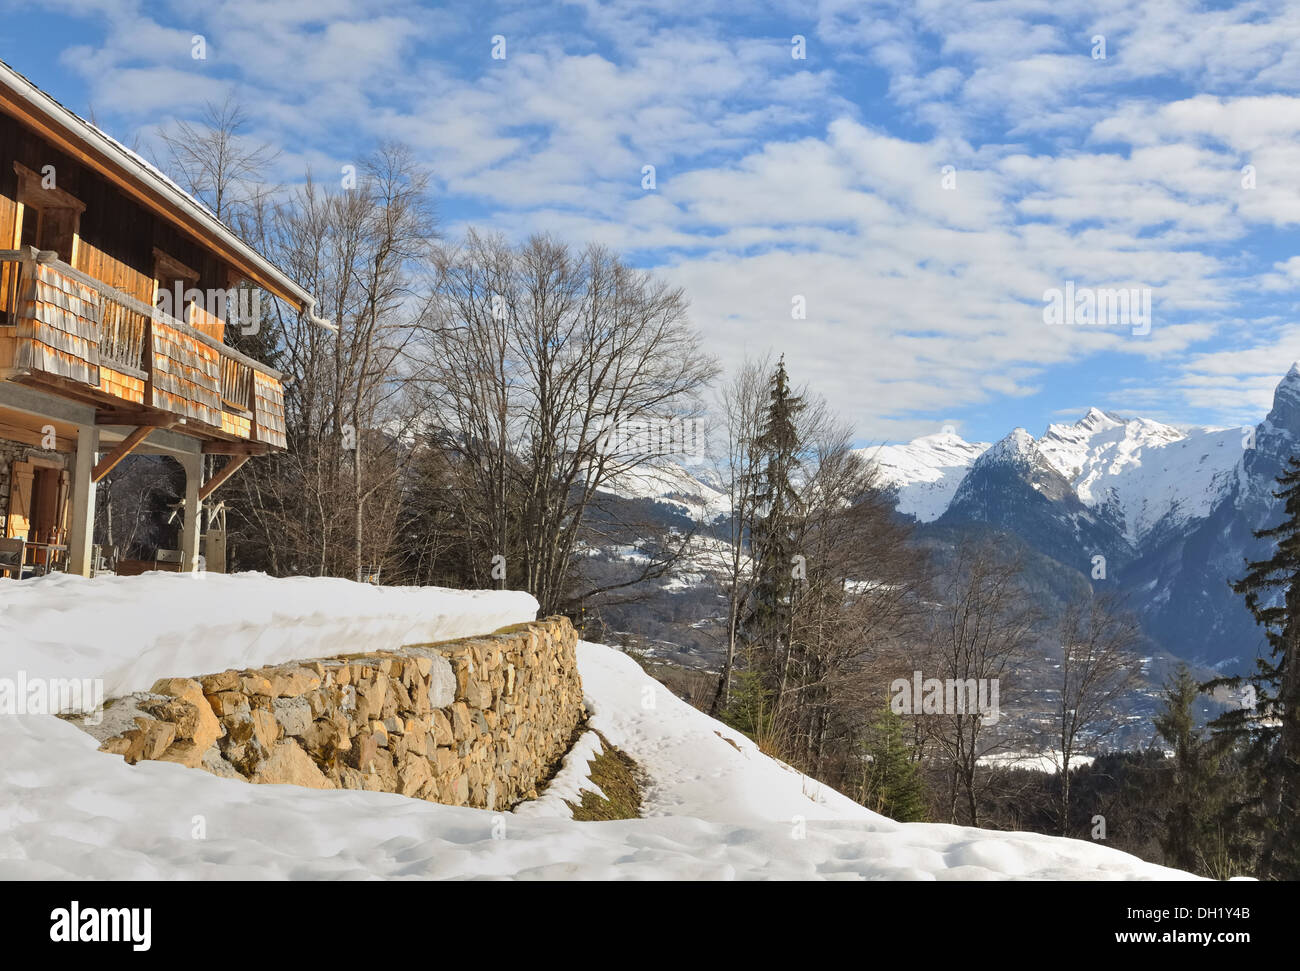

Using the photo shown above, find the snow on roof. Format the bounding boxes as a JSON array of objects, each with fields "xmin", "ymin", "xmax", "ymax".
[{"xmin": 0, "ymin": 59, "xmax": 221, "ymax": 224}]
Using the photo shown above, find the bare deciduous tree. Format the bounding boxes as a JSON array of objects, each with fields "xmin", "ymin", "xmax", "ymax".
[
  {"xmin": 920, "ymin": 539, "xmax": 1040, "ymax": 826},
  {"xmin": 709, "ymin": 353, "xmax": 771, "ymax": 714},
  {"xmin": 1054, "ymin": 592, "xmax": 1145, "ymax": 834},
  {"xmin": 226, "ymin": 147, "xmax": 435, "ymax": 579},
  {"xmin": 156, "ymin": 95, "xmax": 280, "ymax": 228},
  {"xmin": 412, "ymin": 231, "xmax": 718, "ymax": 615}
]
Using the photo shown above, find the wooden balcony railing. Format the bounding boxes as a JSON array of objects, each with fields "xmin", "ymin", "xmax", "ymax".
[
  {"xmin": 220, "ymin": 353, "xmax": 253, "ymax": 412},
  {"xmin": 0, "ymin": 246, "xmax": 287, "ymax": 449},
  {"xmin": 98, "ymin": 292, "xmax": 150, "ymax": 373}
]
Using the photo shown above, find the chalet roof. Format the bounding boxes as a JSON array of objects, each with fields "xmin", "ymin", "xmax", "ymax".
[{"xmin": 0, "ymin": 57, "xmax": 334, "ymax": 330}]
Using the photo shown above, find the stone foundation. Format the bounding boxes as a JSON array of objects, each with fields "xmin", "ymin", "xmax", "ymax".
[{"xmin": 94, "ymin": 616, "xmax": 584, "ymax": 811}]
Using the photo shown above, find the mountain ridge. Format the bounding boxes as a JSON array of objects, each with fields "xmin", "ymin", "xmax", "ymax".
[{"xmin": 869, "ymin": 365, "xmax": 1300, "ymax": 668}]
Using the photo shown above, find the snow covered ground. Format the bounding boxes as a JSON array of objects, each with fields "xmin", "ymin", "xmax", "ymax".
[
  {"xmin": 0, "ymin": 575, "xmax": 1195, "ymax": 879},
  {"xmin": 978, "ymin": 751, "xmax": 1096, "ymax": 774}
]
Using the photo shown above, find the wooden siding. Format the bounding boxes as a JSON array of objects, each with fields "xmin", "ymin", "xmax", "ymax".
[
  {"xmin": 0, "ymin": 113, "xmax": 231, "ymax": 301},
  {"xmin": 0, "ymin": 191, "xmax": 17, "ymax": 316},
  {"xmin": 12, "ymin": 261, "xmax": 101, "ymax": 384},
  {"xmin": 253, "ymin": 370, "xmax": 287, "ymax": 450},
  {"xmin": 74, "ymin": 238, "xmax": 153, "ymax": 304},
  {"xmin": 98, "ymin": 365, "xmax": 145, "ymax": 404},
  {"xmin": 221, "ymin": 409, "xmax": 251, "ymax": 439},
  {"xmin": 189, "ymin": 300, "xmax": 226, "ymax": 342},
  {"xmin": 149, "ymin": 317, "xmax": 222, "ymax": 426},
  {"xmin": 0, "ymin": 110, "xmax": 292, "ymax": 453}
]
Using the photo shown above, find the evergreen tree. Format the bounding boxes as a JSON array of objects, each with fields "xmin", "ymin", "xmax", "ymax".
[
  {"xmin": 1154, "ymin": 664, "xmax": 1241, "ymax": 877},
  {"xmin": 861, "ymin": 707, "xmax": 928, "ymax": 822},
  {"xmin": 1208, "ymin": 454, "xmax": 1300, "ymax": 879},
  {"xmin": 225, "ymin": 281, "xmax": 284, "ymax": 370},
  {"xmin": 743, "ymin": 357, "xmax": 805, "ymax": 689},
  {"xmin": 721, "ymin": 665, "xmax": 776, "ymax": 751}
]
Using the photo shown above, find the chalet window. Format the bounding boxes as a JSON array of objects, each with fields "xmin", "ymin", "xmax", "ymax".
[
  {"xmin": 13, "ymin": 162, "xmax": 84, "ymax": 263},
  {"xmin": 152, "ymin": 248, "xmax": 199, "ymax": 324}
]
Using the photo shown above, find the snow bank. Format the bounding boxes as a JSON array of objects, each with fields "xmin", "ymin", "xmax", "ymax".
[
  {"xmin": 0, "ymin": 581, "xmax": 1197, "ymax": 877},
  {"xmin": 0, "ymin": 572, "xmax": 538, "ymax": 700}
]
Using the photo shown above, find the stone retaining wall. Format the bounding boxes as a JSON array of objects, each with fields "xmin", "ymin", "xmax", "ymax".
[{"xmin": 95, "ymin": 616, "xmax": 584, "ymax": 811}]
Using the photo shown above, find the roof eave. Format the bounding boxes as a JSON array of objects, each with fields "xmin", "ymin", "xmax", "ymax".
[{"xmin": 0, "ymin": 59, "xmax": 334, "ymax": 331}]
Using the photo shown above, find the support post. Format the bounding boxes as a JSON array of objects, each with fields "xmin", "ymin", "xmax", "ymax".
[
  {"xmin": 178, "ymin": 450, "xmax": 202, "ymax": 573},
  {"xmin": 67, "ymin": 424, "xmax": 98, "ymax": 577}
]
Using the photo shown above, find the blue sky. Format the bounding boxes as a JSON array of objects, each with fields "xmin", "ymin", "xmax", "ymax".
[{"xmin": 5, "ymin": 0, "xmax": 1300, "ymax": 446}]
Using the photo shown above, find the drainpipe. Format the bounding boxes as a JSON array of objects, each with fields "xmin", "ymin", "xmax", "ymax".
[{"xmin": 302, "ymin": 297, "xmax": 338, "ymax": 333}]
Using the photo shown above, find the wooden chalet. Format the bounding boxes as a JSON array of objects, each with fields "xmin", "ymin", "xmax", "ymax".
[{"xmin": 0, "ymin": 59, "xmax": 329, "ymax": 578}]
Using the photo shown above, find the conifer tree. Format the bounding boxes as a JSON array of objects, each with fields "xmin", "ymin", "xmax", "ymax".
[
  {"xmin": 1209, "ymin": 454, "xmax": 1300, "ymax": 879},
  {"xmin": 744, "ymin": 357, "xmax": 805, "ymax": 692},
  {"xmin": 1154, "ymin": 664, "xmax": 1241, "ymax": 876},
  {"xmin": 861, "ymin": 707, "xmax": 928, "ymax": 822}
]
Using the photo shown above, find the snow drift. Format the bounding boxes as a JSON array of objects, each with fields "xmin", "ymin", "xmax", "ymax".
[{"xmin": 0, "ymin": 572, "xmax": 539, "ymax": 700}]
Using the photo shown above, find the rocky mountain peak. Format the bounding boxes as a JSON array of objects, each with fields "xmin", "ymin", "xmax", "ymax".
[
  {"xmin": 976, "ymin": 427, "xmax": 1039, "ymax": 469},
  {"xmin": 1265, "ymin": 361, "xmax": 1300, "ymax": 434}
]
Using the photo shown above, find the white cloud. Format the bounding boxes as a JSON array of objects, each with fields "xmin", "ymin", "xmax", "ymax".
[{"xmin": 26, "ymin": 0, "xmax": 1300, "ymax": 441}]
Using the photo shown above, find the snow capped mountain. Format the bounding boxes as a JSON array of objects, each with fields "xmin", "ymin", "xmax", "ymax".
[
  {"xmin": 588, "ymin": 367, "xmax": 1300, "ymax": 670},
  {"xmin": 599, "ymin": 459, "xmax": 730, "ymax": 522},
  {"xmin": 940, "ymin": 425, "xmax": 1126, "ymax": 569},
  {"xmin": 1036, "ymin": 409, "xmax": 1239, "ymax": 546},
  {"xmin": 1123, "ymin": 364, "xmax": 1300, "ymax": 668},
  {"xmin": 872, "ymin": 410, "xmax": 1241, "ymax": 545},
  {"xmin": 1238, "ymin": 362, "xmax": 1300, "ymax": 508},
  {"xmin": 974, "ymin": 427, "xmax": 1052, "ymax": 479},
  {"xmin": 861, "ymin": 432, "xmax": 989, "ymax": 522},
  {"xmin": 866, "ymin": 365, "xmax": 1300, "ymax": 669}
]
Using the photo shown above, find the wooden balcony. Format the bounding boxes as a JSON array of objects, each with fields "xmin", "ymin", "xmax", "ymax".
[{"xmin": 0, "ymin": 246, "xmax": 286, "ymax": 451}]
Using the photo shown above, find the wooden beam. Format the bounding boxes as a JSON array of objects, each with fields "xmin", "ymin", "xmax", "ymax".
[
  {"xmin": 198, "ymin": 455, "xmax": 250, "ymax": 502},
  {"xmin": 91, "ymin": 425, "xmax": 157, "ymax": 482},
  {"xmin": 201, "ymin": 441, "xmax": 271, "ymax": 456},
  {"xmin": 96, "ymin": 409, "xmax": 175, "ymax": 427}
]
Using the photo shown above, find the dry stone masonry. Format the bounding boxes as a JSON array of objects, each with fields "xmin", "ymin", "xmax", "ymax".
[{"xmin": 94, "ymin": 616, "xmax": 584, "ymax": 811}]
